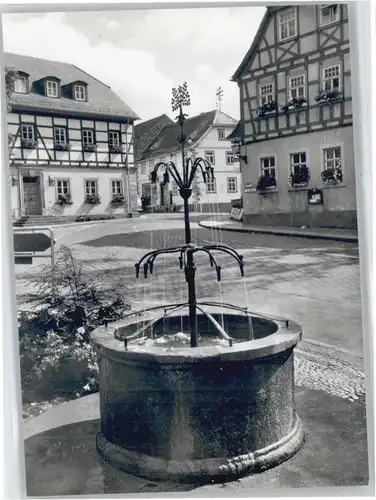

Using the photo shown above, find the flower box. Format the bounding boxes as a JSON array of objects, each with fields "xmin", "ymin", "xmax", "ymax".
[
  {"xmin": 256, "ymin": 101, "xmax": 278, "ymax": 118},
  {"xmin": 21, "ymin": 139, "xmax": 38, "ymax": 149},
  {"xmin": 57, "ymin": 193, "xmax": 73, "ymax": 206},
  {"xmin": 109, "ymin": 145, "xmax": 123, "ymax": 154},
  {"xmin": 55, "ymin": 142, "xmax": 71, "ymax": 151},
  {"xmin": 321, "ymin": 164, "xmax": 343, "ymax": 184},
  {"xmin": 83, "ymin": 143, "xmax": 97, "ymax": 153},
  {"xmin": 111, "ymin": 195, "xmax": 125, "ymax": 204},
  {"xmin": 85, "ymin": 194, "xmax": 101, "ymax": 205},
  {"xmin": 256, "ymin": 175, "xmax": 277, "ymax": 191},
  {"xmin": 281, "ymin": 97, "xmax": 307, "ymax": 113},
  {"xmin": 288, "ymin": 166, "xmax": 310, "ymax": 187},
  {"xmin": 315, "ymin": 89, "xmax": 343, "ymax": 103}
]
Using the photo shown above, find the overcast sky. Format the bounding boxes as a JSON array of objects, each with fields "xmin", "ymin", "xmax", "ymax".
[{"xmin": 2, "ymin": 7, "xmax": 265, "ymax": 123}]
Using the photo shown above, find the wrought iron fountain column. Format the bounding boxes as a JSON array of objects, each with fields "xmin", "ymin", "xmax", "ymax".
[{"xmin": 135, "ymin": 82, "xmax": 245, "ymax": 348}]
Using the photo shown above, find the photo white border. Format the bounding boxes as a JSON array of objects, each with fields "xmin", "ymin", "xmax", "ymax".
[{"xmin": 0, "ymin": 1, "xmax": 374, "ymax": 500}]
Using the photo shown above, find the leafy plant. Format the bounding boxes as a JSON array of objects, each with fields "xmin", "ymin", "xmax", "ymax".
[
  {"xmin": 57, "ymin": 193, "xmax": 72, "ymax": 205},
  {"xmin": 21, "ymin": 138, "xmax": 38, "ymax": 149},
  {"xmin": 85, "ymin": 193, "xmax": 101, "ymax": 204},
  {"xmin": 109, "ymin": 144, "xmax": 123, "ymax": 154},
  {"xmin": 83, "ymin": 143, "xmax": 97, "ymax": 152},
  {"xmin": 321, "ymin": 161, "xmax": 343, "ymax": 184},
  {"xmin": 18, "ymin": 246, "xmax": 130, "ymax": 399},
  {"xmin": 256, "ymin": 101, "xmax": 278, "ymax": 117},
  {"xmin": 315, "ymin": 89, "xmax": 342, "ymax": 103},
  {"xmin": 111, "ymin": 194, "xmax": 125, "ymax": 204},
  {"xmin": 288, "ymin": 166, "xmax": 310, "ymax": 187},
  {"xmin": 55, "ymin": 142, "xmax": 71, "ymax": 151},
  {"xmin": 281, "ymin": 97, "xmax": 307, "ymax": 113},
  {"xmin": 256, "ymin": 175, "xmax": 277, "ymax": 191}
]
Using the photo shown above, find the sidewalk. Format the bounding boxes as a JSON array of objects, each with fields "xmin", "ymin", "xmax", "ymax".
[{"xmin": 198, "ymin": 219, "xmax": 358, "ymax": 243}]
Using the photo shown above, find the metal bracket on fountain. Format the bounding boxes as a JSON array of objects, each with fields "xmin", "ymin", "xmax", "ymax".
[{"xmin": 134, "ymin": 82, "xmax": 247, "ymax": 348}]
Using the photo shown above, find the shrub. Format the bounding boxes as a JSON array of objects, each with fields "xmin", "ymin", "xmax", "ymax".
[{"xmin": 18, "ymin": 246, "xmax": 130, "ymax": 400}]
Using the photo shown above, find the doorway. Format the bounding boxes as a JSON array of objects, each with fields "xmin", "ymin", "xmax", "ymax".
[
  {"xmin": 23, "ymin": 176, "xmax": 42, "ymax": 215},
  {"xmin": 160, "ymin": 182, "xmax": 165, "ymax": 207}
]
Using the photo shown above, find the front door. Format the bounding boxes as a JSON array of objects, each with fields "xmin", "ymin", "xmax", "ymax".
[{"xmin": 23, "ymin": 176, "xmax": 42, "ymax": 215}]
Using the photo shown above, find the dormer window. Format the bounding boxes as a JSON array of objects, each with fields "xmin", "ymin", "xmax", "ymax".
[
  {"xmin": 74, "ymin": 84, "xmax": 86, "ymax": 101},
  {"xmin": 14, "ymin": 75, "xmax": 28, "ymax": 94},
  {"xmin": 46, "ymin": 80, "xmax": 59, "ymax": 98}
]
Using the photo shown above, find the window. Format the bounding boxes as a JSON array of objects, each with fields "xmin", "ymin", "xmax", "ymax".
[
  {"xmin": 171, "ymin": 182, "xmax": 179, "ymax": 196},
  {"xmin": 57, "ymin": 179, "xmax": 70, "ymax": 195},
  {"xmin": 260, "ymin": 83, "xmax": 274, "ymax": 105},
  {"xmin": 289, "ymin": 75, "xmax": 306, "ymax": 100},
  {"xmin": 278, "ymin": 7, "xmax": 297, "ymax": 42},
  {"xmin": 320, "ymin": 4, "xmax": 340, "ymax": 26},
  {"xmin": 46, "ymin": 80, "xmax": 58, "ymax": 98},
  {"xmin": 21, "ymin": 124, "xmax": 34, "ymax": 141},
  {"xmin": 205, "ymin": 150, "xmax": 215, "ymax": 165},
  {"xmin": 206, "ymin": 178, "xmax": 216, "ymax": 193},
  {"xmin": 160, "ymin": 156, "xmax": 165, "ymax": 163},
  {"xmin": 74, "ymin": 85, "xmax": 86, "ymax": 101},
  {"xmin": 140, "ymin": 162, "xmax": 147, "ymax": 175},
  {"xmin": 14, "ymin": 76, "xmax": 27, "ymax": 94},
  {"xmin": 54, "ymin": 127, "xmax": 67, "ymax": 145},
  {"xmin": 149, "ymin": 159, "xmax": 155, "ymax": 172},
  {"xmin": 323, "ymin": 146, "xmax": 341, "ymax": 172},
  {"xmin": 290, "ymin": 152, "xmax": 307, "ymax": 175},
  {"xmin": 111, "ymin": 180, "xmax": 123, "ymax": 195},
  {"xmin": 170, "ymin": 154, "xmax": 176, "ymax": 163},
  {"xmin": 226, "ymin": 151, "xmax": 235, "ymax": 165},
  {"xmin": 227, "ymin": 177, "xmax": 238, "ymax": 193},
  {"xmin": 323, "ymin": 65, "xmax": 341, "ymax": 92},
  {"xmin": 108, "ymin": 131, "xmax": 120, "ymax": 146},
  {"xmin": 261, "ymin": 157, "xmax": 276, "ymax": 178},
  {"xmin": 82, "ymin": 129, "xmax": 95, "ymax": 145},
  {"xmin": 85, "ymin": 180, "xmax": 98, "ymax": 195},
  {"xmin": 218, "ymin": 129, "xmax": 225, "ymax": 140}
]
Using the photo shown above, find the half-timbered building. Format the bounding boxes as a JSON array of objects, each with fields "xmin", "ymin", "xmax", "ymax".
[
  {"xmin": 231, "ymin": 4, "xmax": 356, "ymax": 228},
  {"xmin": 6, "ymin": 52, "xmax": 139, "ymax": 223},
  {"xmin": 135, "ymin": 110, "xmax": 240, "ymax": 212}
]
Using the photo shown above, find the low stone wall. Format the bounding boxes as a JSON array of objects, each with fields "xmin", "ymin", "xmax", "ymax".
[{"xmin": 243, "ymin": 210, "xmax": 357, "ymax": 229}]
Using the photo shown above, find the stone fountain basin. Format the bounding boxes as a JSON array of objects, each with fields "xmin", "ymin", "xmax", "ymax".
[{"xmin": 91, "ymin": 308, "xmax": 304, "ymax": 483}]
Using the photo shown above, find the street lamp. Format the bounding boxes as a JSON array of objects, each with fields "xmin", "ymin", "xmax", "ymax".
[
  {"xmin": 231, "ymin": 139, "xmax": 248, "ymax": 164},
  {"xmin": 135, "ymin": 82, "xmax": 245, "ymax": 347}
]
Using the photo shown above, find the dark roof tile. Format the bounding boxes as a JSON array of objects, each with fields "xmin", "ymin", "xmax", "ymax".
[
  {"xmin": 5, "ymin": 52, "xmax": 139, "ymax": 121},
  {"xmin": 134, "ymin": 114, "xmax": 173, "ymax": 161}
]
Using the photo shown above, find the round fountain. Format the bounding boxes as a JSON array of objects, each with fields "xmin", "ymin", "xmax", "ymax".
[{"xmin": 91, "ymin": 83, "xmax": 304, "ymax": 483}]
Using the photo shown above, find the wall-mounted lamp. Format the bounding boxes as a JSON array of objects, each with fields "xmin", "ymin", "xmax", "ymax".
[
  {"xmin": 231, "ymin": 140, "xmax": 248, "ymax": 164},
  {"xmin": 48, "ymin": 175, "xmax": 55, "ymax": 187},
  {"xmin": 11, "ymin": 175, "xmax": 18, "ymax": 187}
]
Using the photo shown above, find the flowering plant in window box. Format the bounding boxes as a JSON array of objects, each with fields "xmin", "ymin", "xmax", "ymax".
[
  {"xmin": 83, "ymin": 143, "xmax": 97, "ymax": 153},
  {"xmin": 57, "ymin": 193, "xmax": 73, "ymax": 205},
  {"xmin": 256, "ymin": 101, "xmax": 278, "ymax": 117},
  {"xmin": 55, "ymin": 142, "xmax": 71, "ymax": 151},
  {"xmin": 256, "ymin": 175, "xmax": 277, "ymax": 191},
  {"xmin": 111, "ymin": 194, "xmax": 125, "ymax": 204},
  {"xmin": 315, "ymin": 89, "xmax": 343, "ymax": 103},
  {"xmin": 109, "ymin": 144, "xmax": 123, "ymax": 154},
  {"xmin": 21, "ymin": 138, "xmax": 38, "ymax": 149},
  {"xmin": 321, "ymin": 161, "xmax": 343, "ymax": 184},
  {"xmin": 85, "ymin": 194, "xmax": 101, "ymax": 205},
  {"xmin": 288, "ymin": 166, "xmax": 310, "ymax": 187},
  {"xmin": 281, "ymin": 97, "xmax": 307, "ymax": 113}
]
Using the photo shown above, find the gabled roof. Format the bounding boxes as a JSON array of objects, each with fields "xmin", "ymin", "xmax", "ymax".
[
  {"xmin": 134, "ymin": 114, "xmax": 173, "ymax": 161},
  {"xmin": 231, "ymin": 7, "xmax": 281, "ymax": 81},
  {"xmin": 140, "ymin": 110, "xmax": 217, "ymax": 161},
  {"xmin": 5, "ymin": 52, "xmax": 139, "ymax": 121}
]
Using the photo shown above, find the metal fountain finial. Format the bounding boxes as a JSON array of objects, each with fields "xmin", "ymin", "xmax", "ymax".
[{"xmin": 135, "ymin": 82, "xmax": 245, "ymax": 348}]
